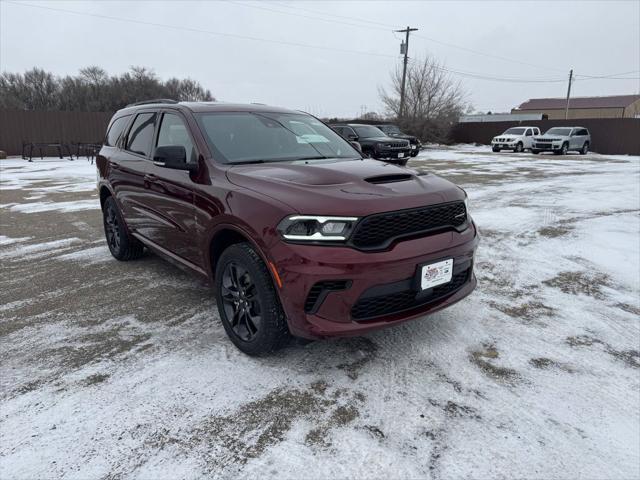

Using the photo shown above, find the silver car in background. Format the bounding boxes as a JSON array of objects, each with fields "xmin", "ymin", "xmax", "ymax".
[{"xmin": 531, "ymin": 127, "xmax": 591, "ymax": 155}]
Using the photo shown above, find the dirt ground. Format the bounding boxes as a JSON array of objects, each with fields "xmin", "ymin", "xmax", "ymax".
[{"xmin": 1, "ymin": 146, "xmax": 639, "ymax": 479}]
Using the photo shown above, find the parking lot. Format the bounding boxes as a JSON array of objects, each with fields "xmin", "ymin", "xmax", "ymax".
[{"xmin": 1, "ymin": 145, "xmax": 639, "ymax": 479}]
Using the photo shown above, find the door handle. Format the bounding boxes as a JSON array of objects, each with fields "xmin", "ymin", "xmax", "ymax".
[
  {"xmin": 144, "ymin": 174, "xmax": 159, "ymax": 183},
  {"xmin": 109, "ymin": 162, "xmax": 121, "ymax": 170}
]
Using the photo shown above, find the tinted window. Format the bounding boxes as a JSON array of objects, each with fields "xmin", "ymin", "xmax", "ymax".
[
  {"xmin": 126, "ymin": 113, "xmax": 157, "ymax": 157},
  {"xmin": 105, "ymin": 115, "xmax": 130, "ymax": 147},
  {"xmin": 545, "ymin": 128, "xmax": 572, "ymax": 136},
  {"xmin": 353, "ymin": 125, "xmax": 385, "ymax": 138},
  {"xmin": 576, "ymin": 129, "xmax": 588, "ymax": 136},
  {"xmin": 343, "ymin": 127, "xmax": 357, "ymax": 137},
  {"xmin": 157, "ymin": 113, "xmax": 196, "ymax": 163},
  {"xmin": 525, "ymin": 129, "xmax": 532, "ymax": 136},
  {"xmin": 196, "ymin": 112, "xmax": 359, "ymax": 164}
]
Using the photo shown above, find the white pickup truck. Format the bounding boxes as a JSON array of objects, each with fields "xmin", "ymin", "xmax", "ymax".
[{"xmin": 491, "ymin": 126, "xmax": 541, "ymax": 153}]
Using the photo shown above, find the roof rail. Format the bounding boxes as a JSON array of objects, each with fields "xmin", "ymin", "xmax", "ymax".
[{"xmin": 126, "ymin": 99, "xmax": 179, "ymax": 107}]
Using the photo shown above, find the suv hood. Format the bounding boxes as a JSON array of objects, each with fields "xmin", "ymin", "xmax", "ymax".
[
  {"xmin": 226, "ymin": 158, "xmax": 463, "ymax": 216},
  {"xmin": 387, "ymin": 132, "xmax": 419, "ymax": 142},
  {"xmin": 364, "ymin": 136, "xmax": 410, "ymax": 145}
]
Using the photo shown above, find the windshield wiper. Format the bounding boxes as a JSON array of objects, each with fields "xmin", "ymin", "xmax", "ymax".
[{"xmin": 296, "ymin": 156, "xmax": 328, "ymax": 160}]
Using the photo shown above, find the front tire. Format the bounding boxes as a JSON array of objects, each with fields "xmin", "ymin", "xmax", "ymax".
[
  {"xmin": 215, "ymin": 243, "xmax": 289, "ymax": 355},
  {"xmin": 492, "ymin": 146, "xmax": 501, "ymax": 152},
  {"xmin": 555, "ymin": 143, "xmax": 568, "ymax": 155},
  {"xmin": 102, "ymin": 196, "xmax": 144, "ymax": 261},
  {"xmin": 514, "ymin": 142, "xmax": 523, "ymax": 153},
  {"xmin": 531, "ymin": 149, "xmax": 540, "ymax": 154}
]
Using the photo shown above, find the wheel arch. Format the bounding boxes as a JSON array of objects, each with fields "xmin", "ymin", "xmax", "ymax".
[{"xmin": 207, "ymin": 225, "xmax": 281, "ymax": 291}]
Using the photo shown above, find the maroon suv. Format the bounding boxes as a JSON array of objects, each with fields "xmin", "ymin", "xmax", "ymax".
[{"xmin": 97, "ymin": 100, "xmax": 479, "ymax": 355}]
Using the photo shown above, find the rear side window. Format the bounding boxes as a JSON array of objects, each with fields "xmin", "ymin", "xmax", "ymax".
[
  {"xmin": 126, "ymin": 113, "xmax": 157, "ymax": 157},
  {"xmin": 105, "ymin": 115, "xmax": 130, "ymax": 147}
]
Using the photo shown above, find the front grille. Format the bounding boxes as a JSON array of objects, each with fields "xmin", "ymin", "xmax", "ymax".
[
  {"xmin": 381, "ymin": 142, "xmax": 408, "ymax": 149},
  {"xmin": 304, "ymin": 280, "xmax": 350, "ymax": 313},
  {"xmin": 351, "ymin": 268, "xmax": 470, "ymax": 320},
  {"xmin": 350, "ymin": 201, "xmax": 467, "ymax": 250}
]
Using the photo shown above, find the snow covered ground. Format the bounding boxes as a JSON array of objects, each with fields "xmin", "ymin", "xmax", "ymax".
[{"xmin": 1, "ymin": 147, "xmax": 639, "ymax": 479}]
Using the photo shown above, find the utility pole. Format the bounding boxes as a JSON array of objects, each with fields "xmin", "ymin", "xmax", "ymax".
[
  {"xmin": 395, "ymin": 26, "xmax": 418, "ymax": 119},
  {"xmin": 564, "ymin": 69, "xmax": 573, "ymax": 120}
]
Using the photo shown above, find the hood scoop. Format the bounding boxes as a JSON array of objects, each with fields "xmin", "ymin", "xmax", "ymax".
[{"xmin": 364, "ymin": 173, "xmax": 413, "ymax": 185}]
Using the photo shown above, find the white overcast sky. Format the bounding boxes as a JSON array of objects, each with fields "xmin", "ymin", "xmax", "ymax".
[{"xmin": 1, "ymin": 0, "xmax": 639, "ymax": 117}]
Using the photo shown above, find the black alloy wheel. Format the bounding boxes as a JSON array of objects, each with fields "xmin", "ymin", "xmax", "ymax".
[
  {"xmin": 102, "ymin": 196, "xmax": 144, "ymax": 261},
  {"xmin": 220, "ymin": 262, "xmax": 262, "ymax": 342}
]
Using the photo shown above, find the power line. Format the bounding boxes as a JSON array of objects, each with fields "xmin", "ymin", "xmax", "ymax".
[
  {"xmin": 229, "ymin": 1, "xmax": 393, "ymax": 32},
  {"xmin": 6, "ymin": 1, "xmax": 398, "ymax": 59},
  {"xmin": 575, "ymin": 70, "xmax": 640, "ymax": 80},
  {"xmin": 269, "ymin": 1, "xmax": 401, "ymax": 30},
  {"xmin": 412, "ymin": 33, "xmax": 565, "ymax": 73},
  {"xmin": 270, "ymin": 1, "xmax": 564, "ymax": 73},
  {"xmin": 5, "ymin": 1, "xmax": 636, "ymax": 86}
]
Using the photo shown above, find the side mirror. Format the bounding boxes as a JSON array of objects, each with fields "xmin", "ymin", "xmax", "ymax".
[
  {"xmin": 153, "ymin": 146, "xmax": 196, "ymax": 172},
  {"xmin": 348, "ymin": 134, "xmax": 359, "ymax": 141},
  {"xmin": 350, "ymin": 141, "xmax": 362, "ymax": 153}
]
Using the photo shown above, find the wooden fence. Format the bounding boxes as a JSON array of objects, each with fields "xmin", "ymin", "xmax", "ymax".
[
  {"xmin": 1, "ymin": 110, "xmax": 638, "ymax": 157},
  {"xmin": 0, "ymin": 110, "xmax": 113, "ymax": 156}
]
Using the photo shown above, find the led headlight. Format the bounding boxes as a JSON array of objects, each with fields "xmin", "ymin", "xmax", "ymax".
[
  {"xmin": 461, "ymin": 188, "xmax": 470, "ymax": 214},
  {"xmin": 277, "ymin": 215, "xmax": 358, "ymax": 242}
]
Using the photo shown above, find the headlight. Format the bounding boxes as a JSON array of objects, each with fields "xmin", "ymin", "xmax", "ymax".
[
  {"xmin": 277, "ymin": 215, "xmax": 359, "ymax": 242},
  {"xmin": 461, "ymin": 189, "xmax": 470, "ymax": 214}
]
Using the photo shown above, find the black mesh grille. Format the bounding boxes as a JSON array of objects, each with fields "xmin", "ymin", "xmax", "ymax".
[
  {"xmin": 350, "ymin": 202, "xmax": 467, "ymax": 250},
  {"xmin": 304, "ymin": 280, "xmax": 350, "ymax": 313},
  {"xmin": 351, "ymin": 269, "xmax": 470, "ymax": 320}
]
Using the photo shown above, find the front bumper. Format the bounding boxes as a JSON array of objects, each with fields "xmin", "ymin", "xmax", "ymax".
[
  {"xmin": 533, "ymin": 142, "xmax": 562, "ymax": 151},
  {"xmin": 375, "ymin": 148, "xmax": 412, "ymax": 159},
  {"xmin": 269, "ymin": 222, "xmax": 479, "ymax": 339},
  {"xmin": 491, "ymin": 140, "xmax": 516, "ymax": 149}
]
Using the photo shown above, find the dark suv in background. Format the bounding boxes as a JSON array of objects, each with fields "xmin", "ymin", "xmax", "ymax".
[
  {"xmin": 376, "ymin": 124, "xmax": 422, "ymax": 156},
  {"xmin": 331, "ymin": 123, "xmax": 412, "ymax": 165},
  {"xmin": 97, "ymin": 101, "xmax": 478, "ymax": 355}
]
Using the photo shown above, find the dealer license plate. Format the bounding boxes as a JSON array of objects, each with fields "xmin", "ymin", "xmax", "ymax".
[
  {"xmin": 398, "ymin": 152, "xmax": 405, "ymax": 158},
  {"xmin": 420, "ymin": 259, "xmax": 453, "ymax": 290}
]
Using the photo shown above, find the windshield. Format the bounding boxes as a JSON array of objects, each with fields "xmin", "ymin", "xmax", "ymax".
[
  {"xmin": 379, "ymin": 125, "xmax": 402, "ymax": 134},
  {"xmin": 196, "ymin": 112, "xmax": 360, "ymax": 164},
  {"xmin": 503, "ymin": 128, "xmax": 526, "ymax": 135},
  {"xmin": 545, "ymin": 128, "xmax": 572, "ymax": 136},
  {"xmin": 353, "ymin": 125, "xmax": 385, "ymax": 138}
]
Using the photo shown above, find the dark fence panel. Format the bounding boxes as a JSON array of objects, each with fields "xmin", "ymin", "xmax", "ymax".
[
  {"xmin": 451, "ymin": 118, "xmax": 640, "ymax": 155},
  {"xmin": 0, "ymin": 110, "xmax": 113, "ymax": 156}
]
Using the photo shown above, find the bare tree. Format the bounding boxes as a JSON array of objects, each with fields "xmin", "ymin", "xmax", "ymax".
[
  {"xmin": 379, "ymin": 55, "xmax": 470, "ymax": 142},
  {"xmin": 0, "ymin": 66, "xmax": 215, "ymax": 111}
]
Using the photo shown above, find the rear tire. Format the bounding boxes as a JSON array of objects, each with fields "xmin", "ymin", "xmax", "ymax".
[
  {"xmin": 103, "ymin": 196, "xmax": 144, "ymax": 261},
  {"xmin": 580, "ymin": 142, "xmax": 589, "ymax": 155},
  {"xmin": 215, "ymin": 243, "xmax": 289, "ymax": 356}
]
